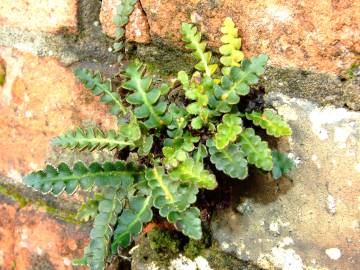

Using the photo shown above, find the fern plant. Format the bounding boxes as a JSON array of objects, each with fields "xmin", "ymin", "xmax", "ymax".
[{"xmin": 23, "ymin": 17, "xmax": 295, "ymax": 270}]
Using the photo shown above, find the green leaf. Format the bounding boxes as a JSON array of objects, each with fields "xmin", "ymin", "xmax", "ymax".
[
  {"xmin": 246, "ymin": 109, "xmax": 292, "ymax": 137},
  {"xmin": 146, "ymin": 167, "xmax": 198, "ymax": 218},
  {"xmin": 137, "ymin": 134, "xmax": 154, "ymax": 156},
  {"xmin": 75, "ymin": 68, "xmax": 126, "ymax": 115},
  {"xmin": 207, "ymin": 139, "xmax": 248, "ymax": 179},
  {"xmin": 51, "ymin": 127, "xmax": 135, "ymax": 151},
  {"xmin": 214, "ymin": 54, "xmax": 268, "ymax": 110},
  {"xmin": 112, "ymin": 195, "xmax": 153, "ymax": 250},
  {"xmin": 24, "ymin": 161, "xmax": 138, "ymax": 196},
  {"xmin": 219, "ymin": 17, "xmax": 244, "ymax": 75},
  {"xmin": 170, "ymin": 159, "xmax": 217, "ymax": 190},
  {"xmin": 181, "ymin": 23, "xmax": 218, "ymax": 77},
  {"xmin": 163, "ymin": 132, "xmax": 199, "ymax": 167},
  {"xmin": 123, "ymin": 62, "xmax": 171, "ymax": 129},
  {"xmin": 167, "ymin": 103, "xmax": 189, "ymax": 138},
  {"xmin": 169, "ymin": 207, "xmax": 202, "ymax": 240},
  {"xmin": 84, "ymin": 188, "xmax": 125, "ymax": 270},
  {"xmin": 238, "ymin": 128, "xmax": 273, "ymax": 171},
  {"xmin": 214, "ymin": 114, "xmax": 242, "ymax": 149},
  {"xmin": 271, "ymin": 150, "xmax": 295, "ymax": 180},
  {"xmin": 113, "ymin": 0, "xmax": 137, "ymax": 53}
]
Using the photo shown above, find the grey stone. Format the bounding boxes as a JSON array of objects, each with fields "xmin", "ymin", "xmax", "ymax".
[{"xmin": 212, "ymin": 92, "xmax": 360, "ymax": 270}]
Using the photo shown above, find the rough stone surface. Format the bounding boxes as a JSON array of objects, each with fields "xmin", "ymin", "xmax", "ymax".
[
  {"xmin": 0, "ymin": 0, "xmax": 78, "ymax": 33},
  {"xmin": 212, "ymin": 93, "xmax": 360, "ymax": 270},
  {"xmin": 0, "ymin": 47, "xmax": 117, "ymax": 184},
  {"xmin": 0, "ymin": 195, "xmax": 89, "ymax": 270},
  {"xmin": 100, "ymin": 0, "xmax": 151, "ymax": 43},
  {"xmin": 140, "ymin": 0, "xmax": 359, "ymax": 74}
]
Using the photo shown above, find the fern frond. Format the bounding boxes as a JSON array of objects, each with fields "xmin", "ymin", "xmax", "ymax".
[
  {"xmin": 238, "ymin": 128, "xmax": 273, "ymax": 171},
  {"xmin": 163, "ymin": 132, "xmax": 199, "ymax": 167},
  {"xmin": 146, "ymin": 166, "xmax": 198, "ymax": 218},
  {"xmin": 246, "ymin": 109, "xmax": 292, "ymax": 137},
  {"xmin": 113, "ymin": 0, "xmax": 137, "ymax": 54},
  {"xmin": 214, "ymin": 54, "xmax": 268, "ymax": 111},
  {"xmin": 214, "ymin": 114, "xmax": 243, "ymax": 149},
  {"xmin": 75, "ymin": 68, "xmax": 127, "ymax": 115},
  {"xmin": 207, "ymin": 139, "xmax": 248, "ymax": 179},
  {"xmin": 24, "ymin": 161, "xmax": 138, "ymax": 196},
  {"xmin": 272, "ymin": 150, "xmax": 295, "ymax": 179},
  {"xmin": 166, "ymin": 103, "xmax": 189, "ymax": 138},
  {"xmin": 51, "ymin": 127, "xmax": 135, "ymax": 151},
  {"xmin": 84, "ymin": 188, "xmax": 125, "ymax": 270},
  {"xmin": 181, "ymin": 23, "xmax": 218, "ymax": 77},
  {"xmin": 170, "ymin": 159, "xmax": 217, "ymax": 190},
  {"xmin": 112, "ymin": 195, "xmax": 153, "ymax": 250},
  {"xmin": 122, "ymin": 62, "xmax": 172, "ymax": 129},
  {"xmin": 179, "ymin": 72, "xmax": 216, "ymax": 129},
  {"xmin": 168, "ymin": 207, "xmax": 202, "ymax": 240},
  {"xmin": 220, "ymin": 17, "xmax": 244, "ymax": 75}
]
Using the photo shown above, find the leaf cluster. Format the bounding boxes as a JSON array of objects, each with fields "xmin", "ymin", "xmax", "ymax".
[{"xmin": 23, "ymin": 17, "xmax": 295, "ymax": 270}]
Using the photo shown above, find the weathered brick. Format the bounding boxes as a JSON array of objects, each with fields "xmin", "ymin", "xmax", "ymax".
[
  {"xmin": 0, "ymin": 0, "xmax": 78, "ymax": 33},
  {"xmin": 100, "ymin": 0, "xmax": 150, "ymax": 43},
  {"xmin": 0, "ymin": 47, "xmax": 117, "ymax": 183},
  {"xmin": 0, "ymin": 197, "xmax": 89, "ymax": 270},
  {"xmin": 140, "ymin": 0, "xmax": 360, "ymax": 74}
]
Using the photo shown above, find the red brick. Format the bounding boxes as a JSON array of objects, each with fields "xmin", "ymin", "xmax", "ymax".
[
  {"xmin": 0, "ymin": 47, "xmax": 117, "ymax": 183},
  {"xmin": 140, "ymin": 0, "xmax": 360, "ymax": 74},
  {"xmin": 0, "ymin": 198, "xmax": 89, "ymax": 270},
  {"xmin": 0, "ymin": 0, "xmax": 78, "ymax": 33}
]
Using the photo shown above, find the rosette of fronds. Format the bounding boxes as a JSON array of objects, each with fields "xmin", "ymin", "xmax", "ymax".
[{"xmin": 24, "ymin": 17, "xmax": 295, "ymax": 270}]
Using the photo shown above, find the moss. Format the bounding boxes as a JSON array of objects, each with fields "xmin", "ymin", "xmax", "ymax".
[
  {"xmin": 0, "ymin": 62, "xmax": 5, "ymax": 86},
  {"xmin": 0, "ymin": 183, "xmax": 82, "ymax": 224},
  {"xmin": 0, "ymin": 184, "xmax": 29, "ymax": 208},
  {"xmin": 132, "ymin": 228, "xmax": 260, "ymax": 270}
]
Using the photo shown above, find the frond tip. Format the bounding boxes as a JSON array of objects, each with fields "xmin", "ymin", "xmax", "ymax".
[
  {"xmin": 220, "ymin": 17, "xmax": 244, "ymax": 75},
  {"xmin": 181, "ymin": 23, "xmax": 218, "ymax": 77},
  {"xmin": 75, "ymin": 68, "xmax": 127, "ymax": 115}
]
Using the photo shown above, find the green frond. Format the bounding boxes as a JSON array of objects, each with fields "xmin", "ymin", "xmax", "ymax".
[
  {"xmin": 181, "ymin": 23, "xmax": 218, "ymax": 77},
  {"xmin": 146, "ymin": 166, "xmax": 198, "ymax": 218},
  {"xmin": 163, "ymin": 132, "xmax": 199, "ymax": 167},
  {"xmin": 51, "ymin": 127, "xmax": 135, "ymax": 151},
  {"xmin": 213, "ymin": 54, "xmax": 268, "ymax": 111},
  {"xmin": 166, "ymin": 103, "xmax": 189, "ymax": 138},
  {"xmin": 170, "ymin": 159, "xmax": 217, "ymax": 190},
  {"xmin": 84, "ymin": 188, "xmax": 126, "ymax": 270},
  {"xmin": 113, "ymin": 0, "xmax": 137, "ymax": 55},
  {"xmin": 207, "ymin": 139, "xmax": 248, "ymax": 180},
  {"xmin": 168, "ymin": 207, "xmax": 202, "ymax": 240},
  {"xmin": 75, "ymin": 68, "xmax": 126, "ymax": 115},
  {"xmin": 220, "ymin": 17, "xmax": 244, "ymax": 75},
  {"xmin": 214, "ymin": 114, "xmax": 243, "ymax": 149},
  {"xmin": 246, "ymin": 109, "xmax": 292, "ymax": 137},
  {"xmin": 136, "ymin": 134, "xmax": 154, "ymax": 156},
  {"xmin": 112, "ymin": 195, "xmax": 153, "ymax": 251},
  {"xmin": 179, "ymin": 72, "xmax": 216, "ymax": 129},
  {"xmin": 238, "ymin": 128, "xmax": 273, "ymax": 171},
  {"xmin": 122, "ymin": 62, "xmax": 172, "ymax": 129},
  {"xmin": 24, "ymin": 161, "xmax": 138, "ymax": 196},
  {"xmin": 272, "ymin": 150, "xmax": 295, "ymax": 180}
]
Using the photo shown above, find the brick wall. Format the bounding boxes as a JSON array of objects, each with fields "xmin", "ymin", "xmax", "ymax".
[{"xmin": 0, "ymin": 0, "xmax": 359, "ymax": 269}]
